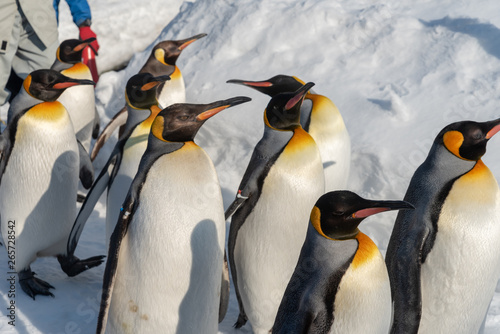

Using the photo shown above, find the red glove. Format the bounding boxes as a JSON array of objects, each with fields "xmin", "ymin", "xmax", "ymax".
[{"xmin": 79, "ymin": 26, "xmax": 100, "ymax": 54}]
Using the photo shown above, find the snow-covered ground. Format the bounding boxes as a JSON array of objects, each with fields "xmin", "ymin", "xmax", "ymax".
[{"xmin": 2, "ymin": 0, "xmax": 500, "ymax": 332}]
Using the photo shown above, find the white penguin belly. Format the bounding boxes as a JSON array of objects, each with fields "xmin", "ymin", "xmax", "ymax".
[
  {"xmin": 420, "ymin": 163, "xmax": 500, "ymax": 334},
  {"xmin": 57, "ymin": 84, "xmax": 95, "ymax": 152},
  {"xmin": 234, "ymin": 139, "xmax": 324, "ymax": 333},
  {"xmin": 158, "ymin": 76, "xmax": 185, "ymax": 108},
  {"xmin": 106, "ymin": 136, "xmax": 148, "ymax": 242},
  {"xmin": 331, "ymin": 249, "xmax": 391, "ymax": 334},
  {"xmin": 0, "ymin": 111, "xmax": 79, "ymax": 271},
  {"xmin": 106, "ymin": 146, "xmax": 225, "ymax": 334},
  {"xmin": 312, "ymin": 128, "xmax": 350, "ymax": 191},
  {"xmin": 307, "ymin": 95, "xmax": 350, "ymax": 191}
]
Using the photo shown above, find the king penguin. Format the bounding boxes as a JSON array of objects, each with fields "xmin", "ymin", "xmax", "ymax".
[
  {"xmin": 95, "ymin": 96, "xmax": 251, "ymax": 334},
  {"xmin": 90, "ymin": 33, "xmax": 207, "ymax": 160},
  {"xmin": 225, "ymin": 82, "xmax": 325, "ymax": 333},
  {"xmin": 386, "ymin": 119, "xmax": 500, "ymax": 334},
  {"xmin": 51, "ymin": 38, "xmax": 99, "ymax": 152},
  {"xmin": 273, "ymin": 191, "xmax": 413, "ymax": 334},
  {"xmin": 68, "ymin": 72, "xmax": 170, "ymax": 253},
  {"xmin": 0, "ymin": 69, "xmax": 104, "ymax": 299},
  {"xmin": 228, "ymin": 75, "xmax": 350, "ymax": 191}
]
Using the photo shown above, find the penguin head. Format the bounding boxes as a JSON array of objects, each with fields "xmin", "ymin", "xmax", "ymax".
[
  {"xmin": 23, "ymin": 69, "xmax": 95, "ymax": 102},
  {"xmin": 151, "ymin": 96, "xmax": 251, "ymax": 142},
  {"xmin": 264, "ymin": 82, "xmax": 314, "ymax": 130},
  {"xmin": 438, "ymin": 118, "xmax": 500, "ymax": 161},
  {"xmin": 56, "ymin": 38, "xmax": 96, "ymax": 63},
  {"xmin": 153, "ymin": 33, "xmax": 207, "ymax": 66},
  {"xmin": 227, "ymin": 75, "xmax": 304, "ymax": 97},
  {"xmin": 125, "ymin": 73, "xmax": 170, "ymax": 110},
  {"xmin": 311, "ymin": 191, "xmax": 414, "ymax": 240}
]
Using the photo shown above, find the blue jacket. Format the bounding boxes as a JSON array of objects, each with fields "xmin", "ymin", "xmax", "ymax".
[{"xmin": 53, "ymin": 0, "xmax": 91, "ymax": 27}]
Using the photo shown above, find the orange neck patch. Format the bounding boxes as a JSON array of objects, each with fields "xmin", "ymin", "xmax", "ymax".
[
  {"xmin": 311, "ymin": 206, "xmax": 332, "ymax": 239},
  {"xmin": 443, "ymin": 130, "xmax": 465, "ymax": 159},
  {"xmin": 351, "ymin": 232, "xmax": 378, "ymax": 268},
  {"xmin": 170, "ymin": 66, "xmax": 181, "ymax": 80},
  {"xmin": 292, "ymin": 76, "xmax": 306, "ymax": 85},
  {"xmin": 151, "ymin": 116, "xmax": 167, "ymax": 141},
  {"xmin": 23, "ymin": 75, "xmax": 32, "ymax": 97},
  {"xmin": 154, "ymin": 48, "xmax": 167, "ymax": 65},
  {"xmin": 138, "ymin": 105, "xmax": 162, "ymax": 130}
]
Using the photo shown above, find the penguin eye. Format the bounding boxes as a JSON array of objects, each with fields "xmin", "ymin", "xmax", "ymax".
[
  {"xmin": 178, "ymin": 115, "xmax": 189, "ymax": 121},
  {"xmin": 332, "ymin": 211, "xmax": 344, "ymax": 216},
  {"xmin": 472, "ymin": 132, "xmax": 482, "ymax": 140}
]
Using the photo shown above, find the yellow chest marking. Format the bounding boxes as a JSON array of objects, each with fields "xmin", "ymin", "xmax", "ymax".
[
  {"xmin": 25, "ymin": 101, "xmax": 67, "ymax": 122},
  {"xmin": 306, "ymin": 93, "xmax": 345, "ymax": 133},
  {"xmin": 449, "ymin": 160, "xmax": 499, "ymax": 205},
  {"xmin": 170, "ymin": 66, "xmax": 182, "ymax": 81},
  {"xmin": 283, "ymin": 127, "xmax": 317, "ymax": 155},
  {"xmin": 351, "ymin": 232, "xmax": 379, "ymax": 268},
  {"xmin": 61, "ymin": 63, "xmax": 92, "ymax": 80},
  {"xmin": 180, "ymin": 141, "xmax": 199, "ymax": 152},
  {"xmin": 307, "ymin": 94, "xmax": 338, "ymax": 116},
  {"xmin": 124, "ymin": 106, "xmax": 162, "ymax": 150}
]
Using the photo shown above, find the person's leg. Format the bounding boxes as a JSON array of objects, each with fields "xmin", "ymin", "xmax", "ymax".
[
  {"xmin": 0, "ymin": 3, "xmax": 21, "ymax": 106},
  {"xmin": 6, "ymin": 68, "xmax": 24, "ymax": 103},
  {"xmin": 11, "ymin": 9, "xmax": 57, "ymax": 81}
]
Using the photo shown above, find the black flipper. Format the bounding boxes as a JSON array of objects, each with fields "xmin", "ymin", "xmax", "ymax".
[
  {"xmin": 67, "ymin": 148, "xmax": 121, "ymax": 257},
  {"xmin": 227, "ymin": 128, "xmax": 293, "ymax": 328},
  {"xmin": 385, "ymin": 143, "xmax": 473, "ymax": 334},
  {"xmin": 77, "ymin": 140, "xmax": 94, "ymax": 189},
  {"xmin": 92, "ymin": 108, "xmax": 100, "ymax": 139},
  {"xmin": 224, "ymin": 193, "xmax": 248, "ymax": 221},
  {"xmin": 96, "ymin": 191, "xmax": 137, "ymax": 334},
  {"xmin": 219, "ymin": 250, "xmax": 230, "ymax": 323},
  {"xmin": 387, "ymin": 217, "xmax": 430, "ymax": 334},
  {"xmin": 90, "ymin": 106, "xmax": 127, "ymax": 161},
  {"xmin": 0, "ymin": 113, "xmax": 21, "ymax": 186}
]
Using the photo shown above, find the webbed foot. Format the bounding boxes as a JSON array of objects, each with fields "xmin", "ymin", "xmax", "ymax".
[
  {"xmin": 19, "ymin": 269, "xmax": 55, "ymax": 300},
  {"xmin": 234, "ymin": 312, "xmax": 248, "ymax": 329}
]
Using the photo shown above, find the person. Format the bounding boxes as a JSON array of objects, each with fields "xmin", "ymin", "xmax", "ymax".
[
  {"xmin": 0, "ymin": 0, "xmax": 100, "ymax": 107},
  {"xmin": 53, "ymin": 0, "xmax": 100, "ymax": 55},
  {"xmin": 0, "ymin": 0, "xmax": 59, "ymax": 106}
]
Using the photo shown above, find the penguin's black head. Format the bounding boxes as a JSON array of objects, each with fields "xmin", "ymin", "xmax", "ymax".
[
  {"xmin": 151, "ymin": 96, "xmax": 251, "ymax": 142},
  {"xmin": 125, "ymin": 73, "xmax": 170, "ymax": 110},
  {"xmin": 24, "ymin": 69, "xmax": 95, "ymax": 102},
  {"xmin": 227, "ymin": 75, "xmax": 304, "ymax": 97},
  {"xmin": 153, "ymin": 33, "xmax": 207, "ymax": 66},
  {"xmin": 311, "ymin": 191, "xmax": 414, "ymax": 240},
  {"xmin": 57, "ymin": 38, "xmax": 96, "ymax": 63},
  {"xmin": 437, "ymin": 119, "xmax": 500, "ymax": 161},
  {"xmin": 264, "ymin": 82, "xmax": 314, "ymax": 130}
]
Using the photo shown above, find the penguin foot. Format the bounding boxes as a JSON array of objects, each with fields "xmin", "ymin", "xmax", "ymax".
[
  {"xmin": 233, "ymin": 313, "xmax": 248, "ymax": 329},
  {"xmin": 18, "ymin": 269, "xmax": 55, "ymax": 300},
  {"xmin": 92, "ymin": 122, "xmax": 100, "ymax": 139},
  {"xmin": 57, "ymin": 254, "xmax": 106, "ymax": 277},
  {"xmin": 77, "ymin": 193, "xmax": 86, "ymax": 203}
]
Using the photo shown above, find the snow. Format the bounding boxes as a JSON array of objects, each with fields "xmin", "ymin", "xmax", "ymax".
[{"xmin": 2, "ymin": 0, "xmax": 500, "ymax": 333}]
